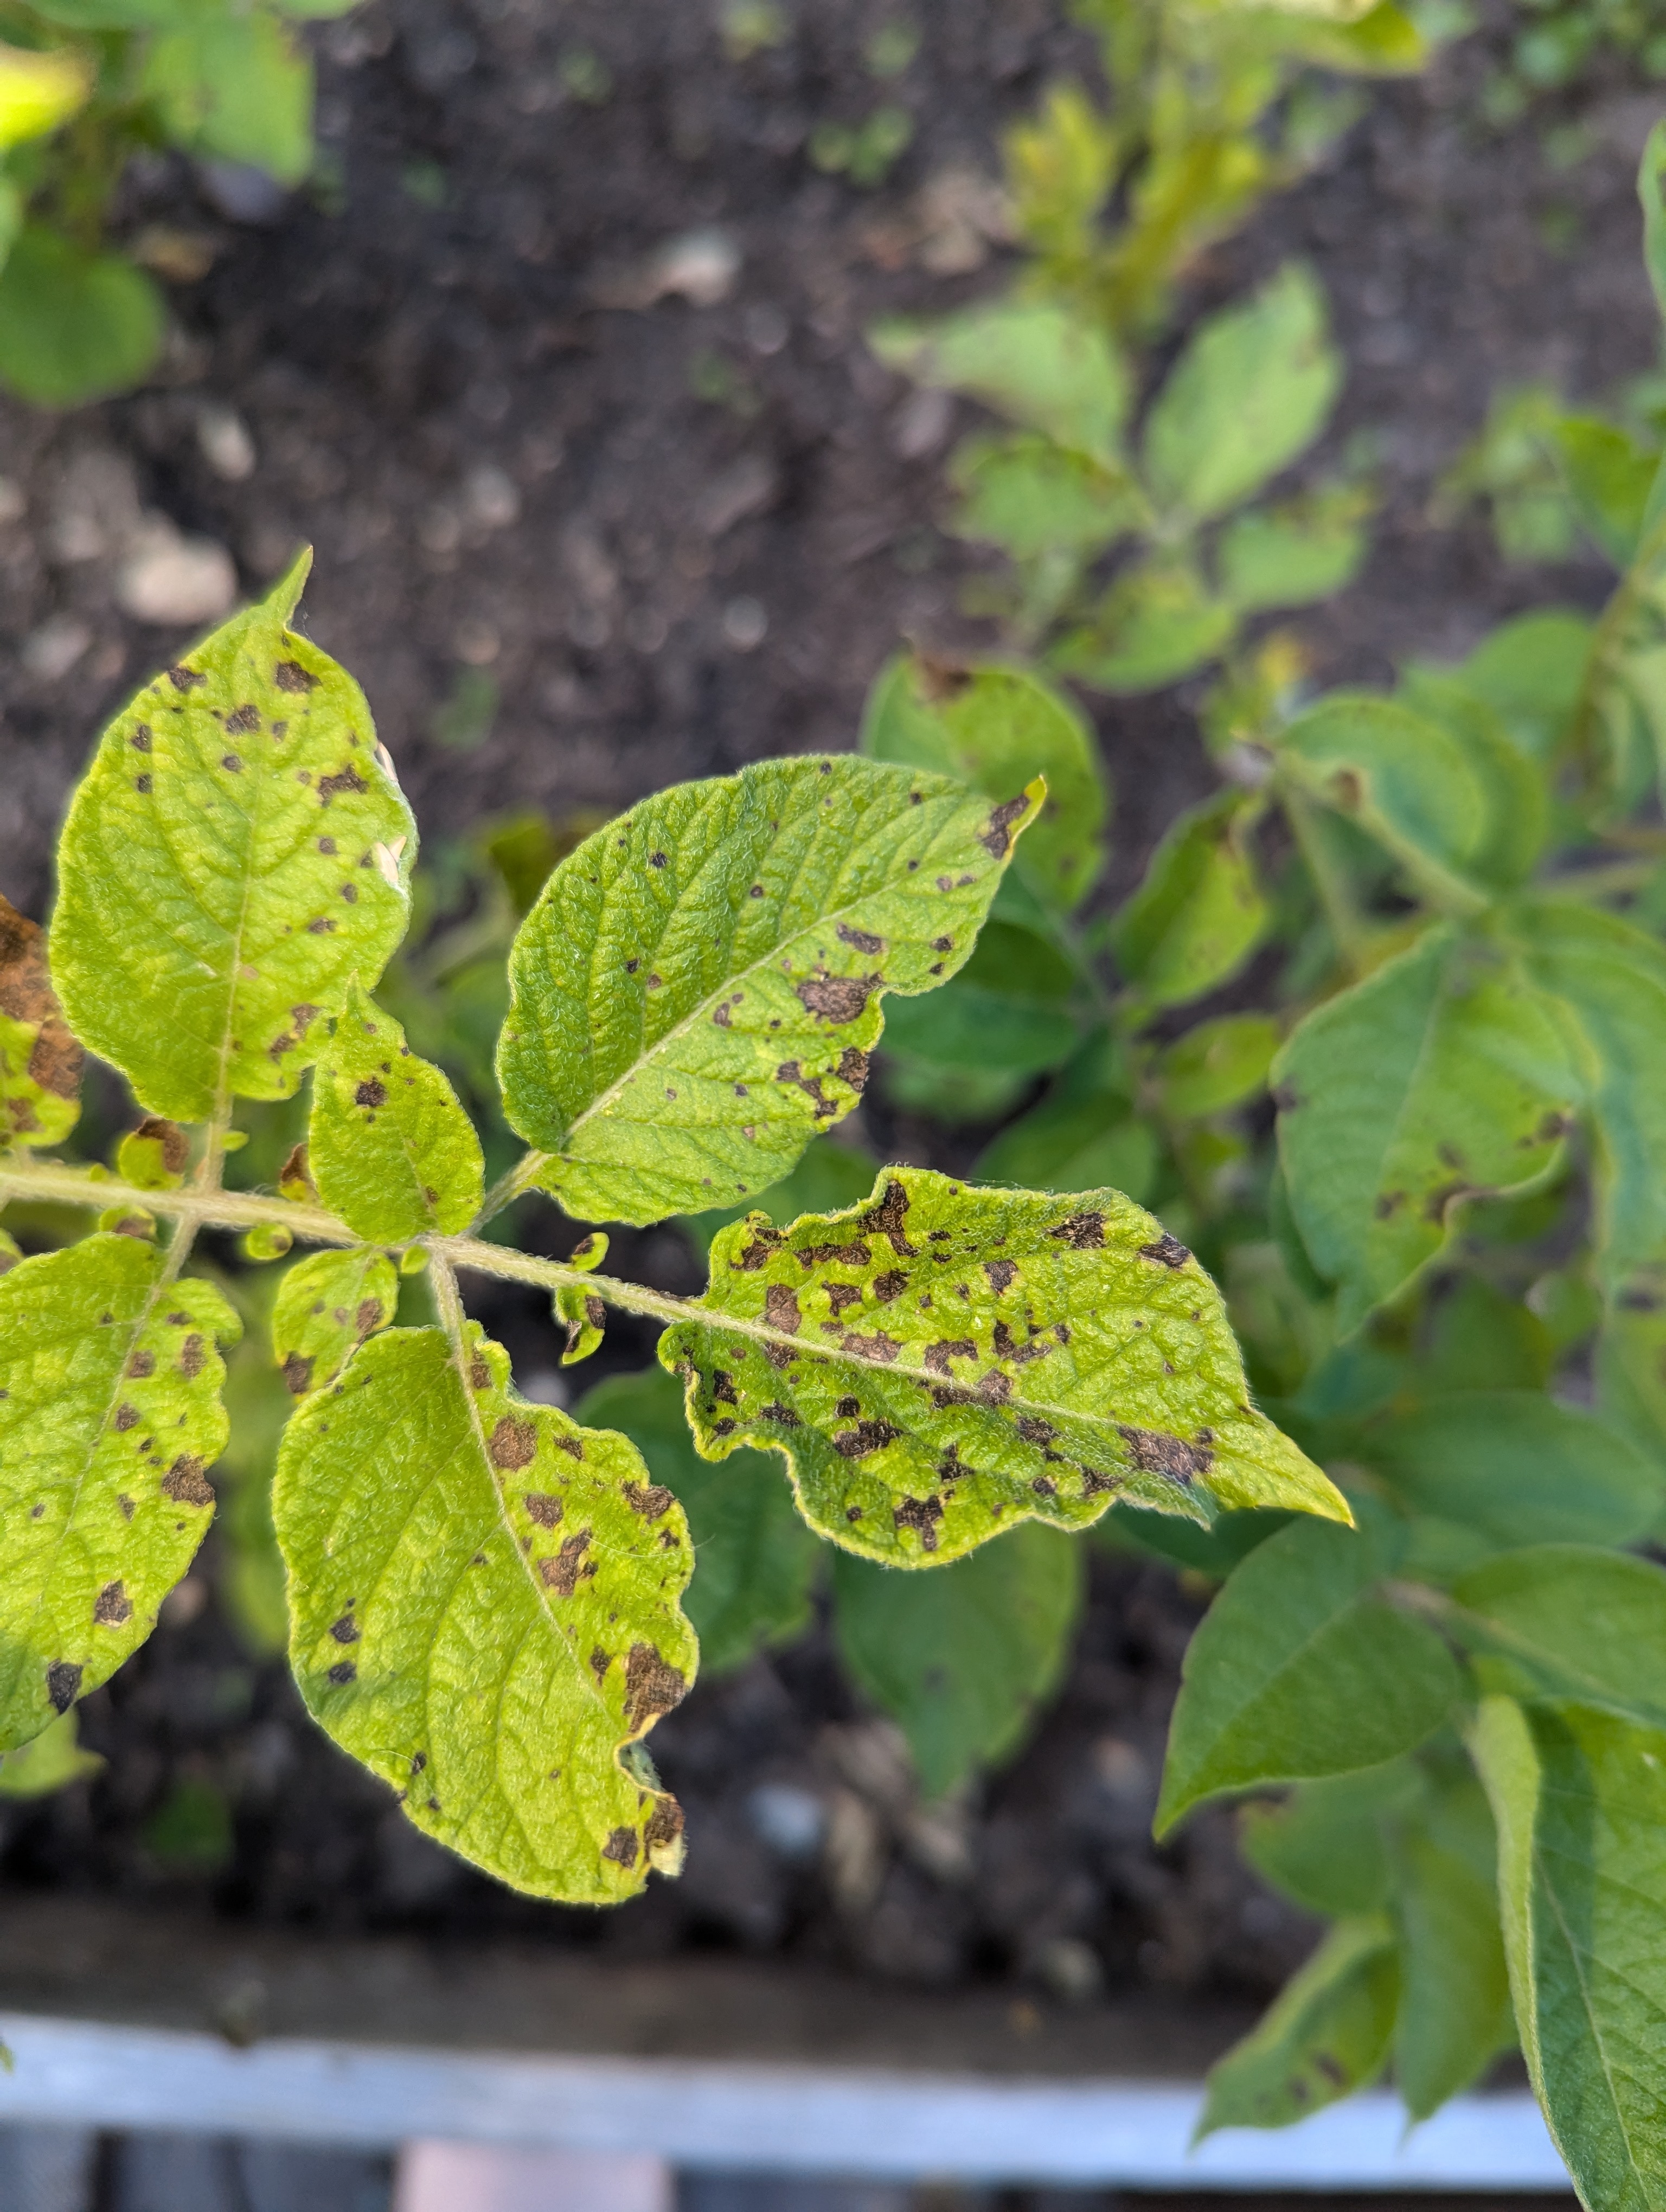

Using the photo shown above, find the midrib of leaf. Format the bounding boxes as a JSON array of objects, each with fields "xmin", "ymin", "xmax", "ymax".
[
  {"xmin": 491, "ymin": 802, "xmax": 1004, "ymax": 1218},
  {"xmin": 428, "ymin": 1259, "xmax": 611, "ymax": 1728},
  {"xmin": 1534, "ymin": 1830, "xmax": 1652, "ymax": 2197}
]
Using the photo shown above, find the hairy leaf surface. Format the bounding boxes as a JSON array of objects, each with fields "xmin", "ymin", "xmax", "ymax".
[
  {"xmin": 271, "ymin": 1245, "xmax": 398, "ymax": 1398},
  {"xmin": 1198, "ymin": 1917, "xmax": 1399, "ymax": 2136},
  {"xmin": 574, "ymin": 1364, "xmax": 815, "ymax": 1676},
  {"xmin": 1453, "ymin": 1547, "xmax": 1666, "ymax": 1730},
  {"xmin": 0, "ymin": 890, "xmax": 81, "ymax": 1149},
  {"xmin": 831, "ymin": 1522, "xmax": 1082, "ymax": 1797},
  {"xmin": 861, "ymin": 653, "xmax": 1108, "ymax": 910},
  {"xmin": 1473, "ymin": 1696, "xmax": 1666, "ymax": 2212},
  {"xmin": 52, "ymin": 555, "xmax": 415, "ymax": 1122},
  {"xmin": 309, "ymin": 983, "xmax": 484, "ymax": 1242},
  {"xmin": 0, "ymin": 1236, "xmax": 239, "ymax": 1747},
  {"xmin": 1157, "ymin": 1514, "xmax": 1460, "ymax": 1834},
  {"xmin": 498, "ymin": 759, "xmax": 1040, "ymax": 1225},
  {"xmin": 1273, "ymin": 929, "xmax": 1579, "ymax": 1332},
  {"xmin": 662, "ymin": 1166, "xmax": 1345, "ymax": 1568},
  {"xmin": 274, "ymin": 1323, "xmax": 695, "ymax": 1902}
]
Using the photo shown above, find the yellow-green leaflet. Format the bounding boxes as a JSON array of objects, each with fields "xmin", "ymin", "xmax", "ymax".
[
  {"xmin": 50, "ymin": 553, "xmax": 415, "ymax": 1123},
  {"xmin": 0, "ymin": 1236, "xmax": 239, "ymax": 1748},
  {"xmin": 497, "ymin": 758, "xmax": 1042, "ymax": 1226},
  {"xmin": 274, "ymin": 1323, "xmax": 696, "ymax": 1904},
  {"xmin": 309, "ymin": 982, "xmax": 484, "ymax": 1242},
  {"xmin": 0, "ymin": 890, "xmax": 82, "ymax": 1150},
  {"xmin": 271, "ymin": 1245, "xmax": 399, "ymax": 1397},
  {"xmin": 661, "ymin": 1166, "xmax": 1345, "ymax": 1567}
]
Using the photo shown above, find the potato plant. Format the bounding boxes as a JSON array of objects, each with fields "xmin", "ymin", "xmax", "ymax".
[{"xmin": 0, "ymin": 0, "xmax": 339, "ymax": 406}]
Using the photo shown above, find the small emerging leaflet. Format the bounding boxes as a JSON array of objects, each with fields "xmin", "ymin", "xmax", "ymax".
[
  {"xmin": 661, "ymin": 1166, "xmax": 1345, "ymax": 1567},
  {"xmin": 271, "ymin": 1245, "xmax": 399, "ymax": 1397}
]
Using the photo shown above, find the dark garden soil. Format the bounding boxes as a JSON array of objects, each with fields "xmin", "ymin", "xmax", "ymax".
[{"xmin": 1, "ymin": 0, "xmax": 1662, "ymax": 2016}]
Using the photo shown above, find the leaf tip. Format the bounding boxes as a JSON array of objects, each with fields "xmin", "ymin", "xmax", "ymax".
[{"xmin": 262, "ymin": 545, "xmax": 316, "ymax": 629}]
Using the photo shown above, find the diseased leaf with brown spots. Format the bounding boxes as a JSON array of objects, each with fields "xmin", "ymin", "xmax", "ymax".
[
  {"xmin": 273, "ymin": 1322, "xmax": 696, "ymax": 1903},
  {"xmin": 659, "ymin": 1166, "xmax": 1346, "ymax": 1567},
  {"xmin": 271, "ymin": 1245, "xmax": 399, "ymax": 1398},
  {"xmin": 308, "ymin": 982, "xmax": 484, "ymax": 1243},
  {"xmin": 497, "ymin": 758, "xmax": 1042, "ymax": 1226},
  {"xmin": 50, "ymin": 551, "xmax": 416, "ymax": 1123},
  {"xmin": 0, "ymin": 1235, "xmax": 240, "ymax": 1749},
  {"xmin": 0, "ymin": 890, "xmax": 81, "ymax": 1152}
]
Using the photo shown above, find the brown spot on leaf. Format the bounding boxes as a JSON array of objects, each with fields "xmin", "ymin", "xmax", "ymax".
[
  {"xmin": 645, "ymin": 1797, "xmax": 684, "ymax": 1854},
  {"xmin": 135, "ymin": 1116, "xmax": 189, "ymax": 1173},
  {"xmin": 126, "ymin": 1351, "xmax": 155, "ymax": 1380},
  {"xmin": 167, "ymin": 664, "xmax": 206, "ymax": 691},
  {"xmin": 274, "ymin": 660, "xmax": 317, "ymax": 692},
  {"xmin": 861, "ymin": 1180, "xmax": 919, "ymax": 1257},
  {"xmin": 541, "ymin": 1531, "xmax": 592, "ymax": 1594},
  {"xmin": 842, "ymin": 1329, "xmax": 900, "ymax": 1362},
  {"xmin": 469, "ymin": 1355, "xmax": 491, "ymax": 1389},
  {"xmin": 924, "ymin": 1339, "xmax": 977, "ymax": 1375},
  {"xmin": 318, "ymin": 764, "xmax": 368, "ymax": 802},
  {"xmin": 984, "ymin": 1258, "xmax": 1017, "ymax": 1294},
  {"xmin": 178, "ymin": 1334, "xmax": 205, "ymax": 1379},
  {"xmin": 224, "ymin": 703, "xmax": 261, "ymax": 735},
  {"xmin": 327, "ymin": 1661, "xmax": 357, "ymax": 1686},
  {"xmin": 712, "ymin": 1370, "xmax": 738, "ymax": 1404},
  {"xmin": 94, "ymin": 1580, "xmax": 131, "ymax": 1626},
  {"xmin": 624, "ymin": 1642, "xmax": 688, "ymax": 1728},
  {"xmin": 765, "ymin": 1283, "xmax": 801, "ymax": 1334},
  {"xmin": 1374, "ymin": 1191, "xmax": 1405, "ymax": 1220},
  {"xmin": 873, "ymin": 1269, "xmax": 908, "ymax": 1302},
  {"xmin": 761, "ymin": 1401, "xmax": 800, "ymax": 1424},
  {"xmin": 524, "ymin": 1493, "xmax": 563, "ymax": 1527},
  {"xmin": 489, "ymin": 1416, "xmax": 538, "ymax": 1470},
  {"xmin": 46, "ymin": 1661, "xmax": 81, "ymax": 1712},
  {"xmin": 834, "ymin": 1419, "xmax": 901, "ymax": 1458},
  {"xmin": 355, "ymin": 1076, "xmax": 387, "ymax": 1109},
  {"xmin": 130, "ymin": 724, "xmax": 152, "ymax": 751},
  {"xmin": 624, "ymin": 1482, "xmax": 675, "ymax": 1520},
  {"xmin": 1052, "ymin": 1212, "xmax": 1106, "ymax": 1249},
  {"xmin": 555, "ymin": 1434, "xmax": 585, "ymax": 1461},
  {"xmin": 893, "ymin": 1495, "xmax": 943, "ymax": 1550},
  {"xmin": 162, "ymin": 1456, "xmax": 212, "ymax": 1505},
  {"xmin": 603, "ymin": 1827, "xmax": 639, "ymax": 1867},
  {"xmin": 113, "ymin": 1401, "xmax": 140, "ymax": 1432},
  {"xmin": 0, "ymin": 892, "xmax": 84, "ymax": 1101},
  {"xmin": 355, "ymin": 1298, "xmax": 383, "ymax": 1338},
  {"xmin": 1118, "ymin": 1426, "xmax": 1214, "ymax": 1483},
  {"xmin": 590, "ymin": 1646, "xmax": 610, "ymax": 1683},
  {"xmin": 1017, "ymin": 1416, "xmax": 1056, "ymax": 1445},
  {"xmin": 281, "ymin": 1352, "xmax": 315, "ymax": 1396},
  {"xmin": 837, "ymin": 1045, "xmax": 870, "ymax": 1091},
  {"xmin": 329, "ymin": 1613, "xmax": 360, "ymax": 1644},
  {"xmin": 796, "ymin": 974, "xmax": 876, "ymax": 1024},
  {"xmin": 836, "ymin": 923, "xmax": 885, "ymax": 956},
  {"xmin": 981, "ymin": 795, "xmax": 1029, "ymax": 859},
  {"xmin": 798, "ymin": 1238, "xmax": 871, "ymax": 1267},
  {"xmin": 827, "ymin": 1283, "xmax": 862, "ymax": 1316}
]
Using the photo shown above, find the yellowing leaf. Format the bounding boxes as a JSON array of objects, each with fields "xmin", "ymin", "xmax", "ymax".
[
  {"xmin": 0, "ymin": 890, "xmax": 82, "ymax": 1150},
  {"xmin": 52, "ymin": 553, "xmax": 415, "ymax": 1124},
  {"xmin": 0, "ymin": 1235, "xmax": 239, "ymax": 1749},
  {"xmin": 274, "ymin": 1322, "xmax": 696, "ymax": 1903},
  {"xmin": 271, "ymin": 1245, "xmax": 398, "ymax": 1397},
  {"xmin": 661, "ymin": 1166, "xmax": 1345, "ymax": 1568},
  {"xmin": 497, "ymin": 759, "xmax": 1041, "ymax": 1226},
  {"xmin": 0, "ymin": 41, "xmax": 88, "ymax": 152},
  {"xmin": 309, "ymin": 983, "xmax": 484, "ymax": 1242}
]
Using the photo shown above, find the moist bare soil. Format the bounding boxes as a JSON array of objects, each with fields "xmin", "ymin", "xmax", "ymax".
[{"xmin": 0, "ymin": 0, "xmax": 1658, "ymax": 2014}]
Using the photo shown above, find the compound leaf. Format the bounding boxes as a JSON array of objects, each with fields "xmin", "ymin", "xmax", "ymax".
[
  {"xmin": 274, "ymin": 1322, "xmax": 695, "ymax": 1904},
  {"xmin": 868, "ymin": 298, "xmax": 1131, "ymax": 462},
  {"xmin": 1198, "ymin": 1916, "xmax": 1400, "ymax": 2137},
  {"xmin": 1273, "ymin": 928, "xmax": 1580, "ymax": 1333},
  {"xmin": 1472, "ymin": 1696, "xmax": 1666, "ymax": 2212},
  {"xmin": 52, "ymin": 554, "xmax": 415, "ymax": 1123},
  {"xmin": 1111, "ymin": 793, "xmax": 1266, "ymax": 1013},
  {"xmin": 861, "ymin": 653, "xmax": 1109, "ymax": 911},
  {"xmin": 574, "ymin": 1363, "xmax": 815, "ymax": 1677},
  {"xmin": 1157, "ymin": 1514, "xmax": 1460, "ymax": 1835},
  {"xmin": 309, "ymin": 982, "xmax": 484, "ymax": 1243},
  {"xmin": 831, "ymin": 1521, "xmax": 1082, "ymax": 1798},
  {"xmin": 271, "ymin": 1245, "xmax": 398, "ymax": 1398},
  {"xmin": 1360, "ymin": 1394, "xmax": 1662, "ymax": 1554},
  {"xmin": 0, "ymin": 1234, "xmax": 239, "ymax": 1749},
  {"xmin": 0, "ymin": 890, "xmax": 82, "ymax": 1149},
  {"xmin": 661, "ymin": 1165, "xmax": 1346, "ymax": 1570},
  {"xmin": 1143, "ymin": 265, "xmax": 1341, "ymax": 524},
  {"xmin": 1453, "ymin": 1547, "xmax": 1666, "ymax": 1732},
  {"xmin": 497, "ymin": 759, "xmax": 1040, "ymax": 1226}
]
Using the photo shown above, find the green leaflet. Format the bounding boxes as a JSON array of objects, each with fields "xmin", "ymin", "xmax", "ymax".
[
  {"xmin": 271, "ymin": 1245, "xmax": 398, "ymax": 1397},
  {"xmin": 0, "ymin": 226, "xmax": 163, "ymax": 408},
  {"xmin": 0, "ymin": 1709, "xmax": 102, "ymax": 1799},
  {"xmin": 52, "ymin": 555, "xmax": 415, "ymax": 1124},
  {"xmin": 1110, "ymin": 793, "xmax": 1267, "ymax": 1013},
  {"xmin": 661, "ymin": 1165, "xmax": 1346, "ymax": 1569},
  {"xmin": 978, "ymin": 1092, "xmax": 1159, "ymax": 1204},
  {"xmin": 309, "ymin": 983, "xmax": 484, "ymax": 1243},
  {"xmin": 1392, "ymin": 1764, "xmax": 1515, "ymax": 2119},
  {"xmin": 136, "ymin": 8, "xmax": 312, "ymax": 183},
  {"xmin": 1241, "ymin": 1760, "xmax": 1425, "ymax": 1918},
  {"xmin": 1154, "ymin": 1015, "xmax": 1280, "ymax": 1120},
  {"xmin": 1143, "ymin": 265, "xmax": 1341, "ymax": 525},
  {"xmin": 0, "ymin": 890, "xmax": 82, "ymax": 1150},
  {"xmin": 1450, "ymin": 612, "xmax": 1594, "ymax": 766},
  {"xmin": 860, "ymin": 653, "xmax": 1109, "ymax": 911},
  {"xmin": 880, "ymin": 919, "xmax": 1081, "ymax": 1081},
  {"xmin": 868, "ymin": 298, "xmax": 1131, "ymax": 464},
  {"xmin": 1452, "ymin": 1547, "xmax": 1666, "ymax": 1731},
  {"xmin": 0, "ymin": 1235, "xmax": 240, "ymax": 1748},
  {"xmin": 1473, "ymin": 1696, "xmax": 1666, "ymax": 2212},
  {"xmin": 497, "ymin": 758, "xmax": 1041, "ymax": 1226},
  {"xmin": 831, "ymin": 1521, "xmax": 1084, "ymax": 1798},
  {"xmin": 274, "ymin": 1323, "xmax": 696, "ymax": 1904},
  {"xmin": 1360, "ymin": 1394, "xmax": 1662, "ymax": 1555},
  {"xmin": 1055, "ymin": 557, "xmax": 1236, "ymax": 694},
  {"xmin": 1197, "ymin": 1916, "xmax": 1400, "ymax": 2137},
  {"xmin": 1273, "ymin": 928, "xmax": 1580, "ymax": 1333},
  {"xmin": 950, "ymin": 433, "xmax": 1144, "ymax": 561},
  {"xmin": 682, "ymin": 1135, "xmax": 879, "ymax": 1261},
  {"xmin": 1216, "ymin": 484, "xmax": 1371, "ymax": 614},
  {"xmin": 1156, "ymin": 1514, "xmax": 1461, "ymax": 1835},
  {"xmin": 574, "ymin": 1364, "xmax": 815, "ymax": 1676}
]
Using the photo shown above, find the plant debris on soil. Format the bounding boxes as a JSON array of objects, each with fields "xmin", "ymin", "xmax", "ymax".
[{"xmin": 2, "ymin": 0, "xmax": 1663, "ymax": 2006}]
